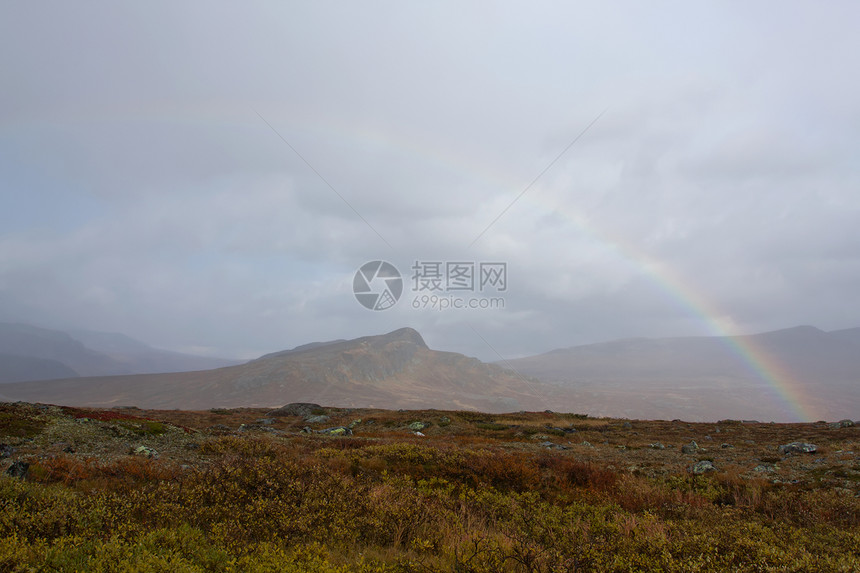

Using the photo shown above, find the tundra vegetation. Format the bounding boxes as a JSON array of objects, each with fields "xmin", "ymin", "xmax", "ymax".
[{"xmin": 1, "ymin": 402, "xmax": 858, "ymax": 571}]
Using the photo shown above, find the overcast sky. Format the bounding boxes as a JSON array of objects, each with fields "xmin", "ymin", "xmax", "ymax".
[{"xmin": 1, "ymin": 2, "xmax": 859, "ymax": 361}]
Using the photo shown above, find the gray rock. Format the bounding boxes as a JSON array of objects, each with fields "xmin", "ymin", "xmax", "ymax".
[
  {"xmin": 300, "ymin": 426, "xmax": 313, "ymax": 434},
  {"xmin": 134, "ymin": 445, "xmax": 158, "ymax": 459},
  {"xmin": 830, "ymin": 419, "xmax": 854, "ymax": 429},
  {"xmin": 268, "ymin": 402, "xmax": 323, "ymax": 417},
  {"xmin": 690, "ymin": 460, "xmax": 716, "ymax": 474},
  {"xmin": 319, "ymin": 426, "xmax": 352, "ymax": 436},
  {"xmin": 5, "ymin": 461, "xmax": 29, "ymax": 479},
  {"xmin": 541, "ymin": 441, "xmax": 568, "ymax": 450},
  {"xmin": 754, "ymin": 464, "xmax": 777, "ymax": 473},
  {"xmin": 778, "ymin": 442, "xmax": 817, "ymax": 455},
  {"xmin": 408, "ymin": 421, "xmax": 429, "ymax": 431},
  {"xmin": 255, "ymin": 418, "xmax": 276, "ymax": 425},
  {"xmin": 304, "ymin": 415, "xmax": 330, "ymax": 424},
  {"xmin": 650, "ymin": 442, "xmax": 665, "ymax": 450},
  {"xmin": 681, "ymin": 441, "xmax": 699, "ymax": 454},
  {"xmin": 581, "ymin": 441, "xmax": 593, "ymax": 447}
]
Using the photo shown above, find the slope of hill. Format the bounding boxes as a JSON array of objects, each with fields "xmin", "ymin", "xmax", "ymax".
[
  {"xmin": 504, "ymin": 325, "xmax": 860, "ymax": 422},
  {"xmin": 0, "ymin": 328, "xmax": 545, "ymax": 411}
]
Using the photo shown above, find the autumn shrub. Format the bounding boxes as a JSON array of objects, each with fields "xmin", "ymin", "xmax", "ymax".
[
  {"xmin": 537, "ymin": 453, "xmax": 618, "ymax": 491},
  {"xmin": 2, "ymin": 426, "xmax": 859, "ymax": 572}
]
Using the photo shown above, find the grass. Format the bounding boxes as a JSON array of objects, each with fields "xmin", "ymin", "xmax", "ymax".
[{"xmin": 0, "ymin": 402, "xmax": 858, "ymax": 571}]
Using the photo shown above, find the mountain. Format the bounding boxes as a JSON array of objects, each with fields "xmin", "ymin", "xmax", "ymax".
[
  {"xmin": 503, "ymin": 325, "xmax": 860, "ymax": 422},
  {"xmin": 0, "ymin": 328, "xmax": 546, "ymax": 411},
  {"xmin": 0, "ymin": 323, "xmax": 242, "ymax": 382}
]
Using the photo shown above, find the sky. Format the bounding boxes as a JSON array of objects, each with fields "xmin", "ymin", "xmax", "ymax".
[{"xmin": 1, "ymin": 1, "xmax": 859, "ymax": 361}]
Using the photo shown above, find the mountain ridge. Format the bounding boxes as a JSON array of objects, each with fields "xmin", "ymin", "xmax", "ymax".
[
  {"xmin": 0, "ymin": 327, "xmax": 543, "ymax": 412},
  {"xmin": 502, "ymin": 325, "xmax": 860, "ymax": 422}
]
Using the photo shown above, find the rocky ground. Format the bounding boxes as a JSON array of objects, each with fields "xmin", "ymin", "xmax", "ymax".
[{"xmin": 3, "ymin": 401, "xmax": 858, "ymax": 494}]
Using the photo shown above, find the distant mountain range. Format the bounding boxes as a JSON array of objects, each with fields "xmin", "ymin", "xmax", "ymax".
[
  {"xmin": 0, "ymin": 322, "xmax": 242, "ymax": 382},
  {"xmin": 502, "ymin": 325, "xmax": 860, "ymax": 422},
  {"xmin": 0, "ymin": 323, "xmax": 856, "ymax": 422}
]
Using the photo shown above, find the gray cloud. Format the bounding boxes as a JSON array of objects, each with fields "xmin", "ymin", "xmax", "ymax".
[{"xmin": 1, "ymin": 1, "xmax": 859, "ymax": 364}]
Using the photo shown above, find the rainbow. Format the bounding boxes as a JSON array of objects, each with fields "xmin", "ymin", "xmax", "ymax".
[
  {"xmin": 490, "ymin": 196, "xmax": 819, "ymax": 423},
  {"xmin": 8, "ymin": 107, "xmax": 819, "ymax": 420}
]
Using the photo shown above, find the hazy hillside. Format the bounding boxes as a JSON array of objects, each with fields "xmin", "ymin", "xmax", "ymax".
[
  {"xmin": 0, "ymin": 328, "xmax": 545, "ymax": 411},
  {"xmin": 0, "ymin": 353, "xmax": 79, "ymax": 383},
  {"xmin": 0, "ymin": 323, "xmax": 124, "ymax": 378},
  {"xmin": 504, "ymin": 326, "xmax": 860, "ymax": 422},
  {"xmin": 67, "ymin": 329, "xmax": 242, "ymax": 374},
  {"xmin": 0, "ymin": 323, "xmax": 241, "ymax": 381}
]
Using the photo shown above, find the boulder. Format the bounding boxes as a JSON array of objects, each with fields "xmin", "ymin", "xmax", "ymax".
[
  {"xmin": 305, "ymin": 415, "xmax": 330, "ymax": 424},
  {"xmin": 681, "ymin": 441, "xmax": 699, "ymax": 454},
  {"xmin": 268, "ymin": 403, "xmax": 323, "ymax": 417},
  {"xmin": 320, "ymin": 426, "xmax": 352, "ymax": 436},
  {"xmin": 541, "ymin": 441, "xmax": 568, "ymax": 450},
  {"xmin": 778, "ymin": 442, "xmax": 817, "ymax": 455},
  {"xmin": 408, "ymin": 421, "xmax": 429, "ymax": 431},
  {"xmin": 134, "ymin": 445, "xmax": 158, "ymax": 459},
  {"xmin": 828, "ymin": 419, "xmax": 854, "ymax": 429},
  {"xmin": 689, "ymin": 460, "xmax": 716, "ymax": 475},
  {"xmin": 649, "ymin": 442, "xmax": 665, "ymax": 450},
  {"xmin": 5, "ymin": 461, "xmax": 29, "ymax": 479}
]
